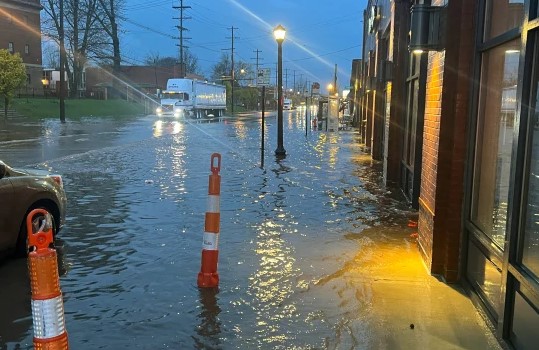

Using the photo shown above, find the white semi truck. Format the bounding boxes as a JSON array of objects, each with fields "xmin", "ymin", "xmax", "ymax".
[{"xmin": 156, "ymin": 78, "xmax": 227, "ymax": 118}]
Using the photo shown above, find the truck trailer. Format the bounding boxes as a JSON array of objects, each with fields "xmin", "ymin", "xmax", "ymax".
[{"xmin": 156, "ymin": 78, "xmax": 227, "ymax": 118}]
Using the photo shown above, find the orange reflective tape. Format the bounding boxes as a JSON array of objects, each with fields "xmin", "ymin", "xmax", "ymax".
[
  {"xmin": 200, "ymin": 250, "xmax": 219, "ymax": 273},
  {"xmin": 34, "ymin": 332, "xmax": 69, "ymax": 350},
  {"xmin": 28, "ymin": 250, "xmax": 61, "ymax": 300},
  {"xmin": 208, "ymin": 174, "xmax": 221, "ymax": 195},
  {"xmin": 205, "ymin": 212, "xmax": 220, "ymax": 233}
]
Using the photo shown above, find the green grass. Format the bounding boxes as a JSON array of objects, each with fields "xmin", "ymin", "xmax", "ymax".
[{"xmin": 7, "ymin": 98, "xmax": 146, "ymax": 119}]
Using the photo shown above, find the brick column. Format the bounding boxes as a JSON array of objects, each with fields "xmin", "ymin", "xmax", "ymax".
[{"xmin": 417, "ymin": 0, "xmax": 477, "ymax": 282}]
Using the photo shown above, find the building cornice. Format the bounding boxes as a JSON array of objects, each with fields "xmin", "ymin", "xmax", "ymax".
[{"xmin": 0, "ymin": 0, "xmax": 42, "ymax": 13}]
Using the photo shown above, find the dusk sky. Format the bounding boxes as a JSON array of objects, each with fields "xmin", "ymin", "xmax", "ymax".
[{"xmin": 121, "ymin": 0, "xmax": 366, "ymax": 94}]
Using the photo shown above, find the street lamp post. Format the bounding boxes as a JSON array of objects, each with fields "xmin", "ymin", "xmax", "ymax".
[{"xmin": 274, "ymin": 24, "xmax": 286, "ymax": 157}]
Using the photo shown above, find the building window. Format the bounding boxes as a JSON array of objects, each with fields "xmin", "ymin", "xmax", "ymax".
[
  {"xmin": 521, "ymin": 34, "xmax": 539, "ymax": 280},
  {"xmin": 484, "ymin": 0, "xmax": 524, "ymax": 41},
  {"xmin": 25, "ymin": 44, "xmax": 29, "ymax": 55},
  {"xmin": 27, "ymin": 74, "xmax": 31, "ymax": 85},
  {"xmin": 471, "ymin": 39, "xmax": 521, "ymax": 249},
  {"xmin": 8, "ymin": 42, "xmax": 13, "ymax": 53}
]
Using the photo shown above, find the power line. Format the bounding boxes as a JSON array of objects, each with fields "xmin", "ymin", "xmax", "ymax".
[{"xmin": 121, "ymin": 16, "xmax": 176, "ymax": 39}]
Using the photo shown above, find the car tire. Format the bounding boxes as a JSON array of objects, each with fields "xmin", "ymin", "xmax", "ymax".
[{"xmin": 15, "ymin": 207, "xmax": 57, "ymax": 257}]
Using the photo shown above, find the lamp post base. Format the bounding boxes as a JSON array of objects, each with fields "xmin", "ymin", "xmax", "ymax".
[{"xmin": 274, "ymin": 147, "xmax": 286, "ymax": 157}]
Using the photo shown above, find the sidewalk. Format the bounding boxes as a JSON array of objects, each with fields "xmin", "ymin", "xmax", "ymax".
[{"xmin": 345, "ymin": 151, "xmax": 504, "ymax": 349}]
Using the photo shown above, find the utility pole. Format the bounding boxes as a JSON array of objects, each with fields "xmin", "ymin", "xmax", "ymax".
[
  {"xmin": 333, "ymin": 63, "xmax": 338, "ymax": 96},
  {"xmin": 226, "ymin": 26, "xmax": 238, "ymax": 113},
  {"xmin": 59, "ymin": 0, "xmax": 66, "ymax": 123},
  {"xmin": 252, "ymin": 49, "xmax": 263, "ymax": 111},
  {"xmin": 284, "ymin": 68, "xmax": 289, "ymax": 97},
  {"xmin": 173, "ymin": 0, "xmax": 191, "ymax": 78},
  {"xmin": 293, "ymin": 70, "xmax": 296, "ymax": 95},
  {"xmin": 251, "ymin": 49, "xmax": 263, "ymax": 86}
]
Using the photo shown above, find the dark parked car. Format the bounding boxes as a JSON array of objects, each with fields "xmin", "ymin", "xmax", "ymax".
[{"xmin": 0, "ymin": 160, "xmax": 66, "ymax": 258}]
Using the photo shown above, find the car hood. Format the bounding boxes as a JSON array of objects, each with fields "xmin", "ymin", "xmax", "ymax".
[{"xmin": 9, "ymin": 167, "xmax": 51, "ymax": 177}]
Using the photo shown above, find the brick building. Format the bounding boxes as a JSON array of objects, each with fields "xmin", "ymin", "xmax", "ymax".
[
  {"xmin": 85, "ymin": 65, "xmax": 204, "ymax": 100},
  {"xmin": 358, "ymin": 0, "xmax": 539, "ymax": 347},
  {"xmin": 0, "ymin": 0, "xmax": 43, "ymax": 94}
]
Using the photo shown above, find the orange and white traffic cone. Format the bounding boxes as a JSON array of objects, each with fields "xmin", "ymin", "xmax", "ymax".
[
  {"xmin": 198, "ymin": 153, "xmax": 222, "ymax": 288},
  {"xmin": 26, "ymin": 209, "xmax": 69, "ymax": 349}
]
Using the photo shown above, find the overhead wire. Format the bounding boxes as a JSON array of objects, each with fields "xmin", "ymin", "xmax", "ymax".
[{"xmin": 121, "ymin": 0, "xmax": 361, "ymax": 81}]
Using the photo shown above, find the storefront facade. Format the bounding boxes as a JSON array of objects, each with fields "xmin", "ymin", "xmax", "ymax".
[
  {"xmin": 464, "ymin": 0, "xmax": 539, "ymax": 346},
  {"xmin": 359, "ymin": 0, "xmax": 539, "ymax": 347}
]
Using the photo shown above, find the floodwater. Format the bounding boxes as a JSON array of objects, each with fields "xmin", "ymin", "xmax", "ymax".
[{"xmin": 0, "ymin": 112, "xmax": 418, "ymax": 349}]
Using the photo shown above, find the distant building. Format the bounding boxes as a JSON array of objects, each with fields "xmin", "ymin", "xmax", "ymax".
[
  {"xmin": 0, "ymin": 0, "xmax": 43, "ymax": 94},
  {"xmin": 85, "ymin": 65, "xmax": 204, "ymax": 100}
]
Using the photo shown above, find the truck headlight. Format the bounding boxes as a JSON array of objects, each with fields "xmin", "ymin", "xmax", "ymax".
[{"xmin": 156, "ymin": 107, "xmax": 162, "ymax": 113}]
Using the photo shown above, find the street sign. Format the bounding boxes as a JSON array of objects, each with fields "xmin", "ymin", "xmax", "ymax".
[
  {"xmin": 312, "ymin": 82, "xmax": 320, "ymax": 95},
  {"xmin": 257, "ymin": 68, "xmax": 271, "ymax": 86}
]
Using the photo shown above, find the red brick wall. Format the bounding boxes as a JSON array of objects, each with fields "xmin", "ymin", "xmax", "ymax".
[
  {"xmin": 0, "ymin": 1, "xmax": 43, "ymax": 92},
  {"xmin": 418, "ymin": 0, "xmax": 477, "ymax": 282},
  {"xmin": 418, "ymin": 50, "xmax": 444, "ymax": 272}
]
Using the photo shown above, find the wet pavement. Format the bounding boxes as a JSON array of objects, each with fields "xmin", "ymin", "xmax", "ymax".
[{"xmin": 0, "ymin": 112, "xmax": 502, "ymax": 349}]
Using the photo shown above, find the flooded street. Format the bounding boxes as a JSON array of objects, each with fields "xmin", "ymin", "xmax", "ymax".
[{"xmin": 0, "ymin": 112, "xmax": 417, "ymax": 349}]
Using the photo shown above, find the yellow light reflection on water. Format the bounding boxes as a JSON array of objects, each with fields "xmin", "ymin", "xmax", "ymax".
[
  {"xmin": 172, "ymin": 121, "xmax": 182, "ymax": 135},
  {"xmin": 248, "ymin": 214, "xmax": 298, "ymax": 344},
  {"xmin": 233, "ymin": 121, "xmax": 248, "ymax": 140},
  {"xmin": 153, "ymin": 120, "xmax": 163, "ymax": 138}
]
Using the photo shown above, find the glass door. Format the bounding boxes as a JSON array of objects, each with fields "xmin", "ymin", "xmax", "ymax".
[{"xmin": 507, "ymin": 28, "xmax": 539, "ymax": 349}]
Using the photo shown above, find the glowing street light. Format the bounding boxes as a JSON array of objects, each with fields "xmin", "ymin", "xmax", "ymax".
[
  {"xmin": 327, "ymin": 83, "xmax": 334, "ymax": 94},
  {"xmin": 274, "ymin": 24, "xmax": 286, "ymax": 157}
]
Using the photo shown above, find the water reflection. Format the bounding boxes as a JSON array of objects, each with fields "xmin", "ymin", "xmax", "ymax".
[
  {"xmin": 0, "ymin": 259, "xmax": 32, "ymax": 347},
  {"xmin": 1, "ymin": 113, "xmax": 425, "ymax": 348},
  {"xmin": 193, "ymin": 288, "xmax": 222, "ymax": 349},
  {"xmin": 246, "ymin": 160, "xmax": 298, "ymax": 347}
]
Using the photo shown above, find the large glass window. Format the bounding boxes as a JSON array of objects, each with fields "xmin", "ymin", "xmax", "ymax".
[
  {"xmin": 472, "ymin": 39, "xmax": 521, "ymax": 249},
  {"xmin": 522, "ymin": 42, "xmax": 539, "ymax": 279},
  {"xmin": 484, "ymin": 0, "xmax": 524, "ymax": 40}
]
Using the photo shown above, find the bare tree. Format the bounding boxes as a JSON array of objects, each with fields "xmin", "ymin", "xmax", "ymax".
[
  {"xmin": 65, "ymin": 0, "xmax": 102, "ymax": 97},
  {"xmin": 144, "ymin": 50, "xmax": 201, "ymax": 76},
  {"xmin": 211, "ymin": 53, "xmax": 232, "ymax": 83},
  {"xmin": 41, "ymin": 0, "xmax": 124, "ymax": 97},
  {"xmin": 95, "ymin": 0, "xmax": 123, "ymax": 72},
  {"xmin": 42, "ymin": 42, "xmax": 60, "ymax": 69},
  {"xmin": 42, "ymin": 0, "xmax": 103, "ymax": 97}
]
